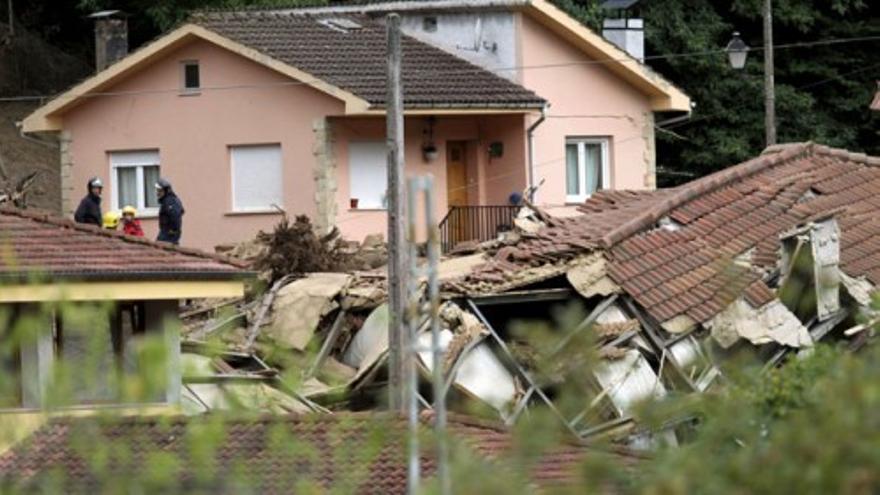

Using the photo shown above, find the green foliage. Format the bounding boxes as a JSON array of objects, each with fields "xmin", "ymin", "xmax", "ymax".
[
  {"xmin": 549, "ymin": 0, "xmax": 604, "ymax": 31},
  {"xmin": 626, "ymin": 344, "xmax": 880, "ymax": 493},
  {"xmin": 1, "ymin": 290, "xmax": 879, "ymax": 493},
  {"xmin": 76, "ymin": 0, "xmax": 330, "ymax": 31},
  {"xmin": 636, "ymin": 0, "xmax": 880, "ymax": 185}
]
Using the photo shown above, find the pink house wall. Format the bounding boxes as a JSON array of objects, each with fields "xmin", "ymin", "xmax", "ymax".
[
  {"xmin": 63, "ymin": 39, "xmax": 345, "ymax": 250},
  {"xmin": 518, "ymin": 14, "xmax": 654, "ymax": 205},
  {"xmin": 332, "ymin": 114, "xmax": 527, "ymax": 242}
]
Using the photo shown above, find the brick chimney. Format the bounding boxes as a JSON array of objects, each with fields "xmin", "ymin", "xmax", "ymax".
[{"xmin": 89, "ymin": 10, "xmax": 128, "ymax": 72}]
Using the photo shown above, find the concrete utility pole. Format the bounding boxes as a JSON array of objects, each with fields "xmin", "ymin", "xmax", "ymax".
[
  {"xmin": 763, "ymin": 0, "xmax": 777, "ymax": 146},
  {"xmin": 386, "ymin": 13, "xmax": 410, "ymax": 413},
  {"xmin": 7, "ymin": 0, "xmax": 14, "ymax": 37}
]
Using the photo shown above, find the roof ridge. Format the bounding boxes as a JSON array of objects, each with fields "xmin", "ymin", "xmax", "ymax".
[
  {"xmin": 189, "ymin": 8, "xmax": 371, "ymax": 19},
  {"xmin": 600, "ymin": 142, "xmax": 817, "ymax": 247},
  {"xmin": 0, "ymin": 206, "xmax": 248, "ymax": 269},
  {"xmin": 808, "ymin": 142, "xmax": 880, "ymax": 167}
]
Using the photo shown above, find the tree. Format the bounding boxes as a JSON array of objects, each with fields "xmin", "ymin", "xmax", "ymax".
[
  {"xmin": 638, "ymin": 0, "xmax": 880, "ymax": 184},
  {"xmin": 76, "ymin": 0, "xmax": 329, "ymax": 35}
]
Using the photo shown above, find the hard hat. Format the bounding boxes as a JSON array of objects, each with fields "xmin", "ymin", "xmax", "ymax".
[
  {"xmin": 102, "ymin": 210, "xmax": 121, "ymax": 229},
  {"xmin": 88, "ymin": 177, "xmax": 104, "ymax": 189},
  {"xmin": 122, "ymin": 205, "xmax": 137, "ymax": 217},
  {"xmin": 155, "ymin": 177, "xmax": 172, "ymax": 190}
]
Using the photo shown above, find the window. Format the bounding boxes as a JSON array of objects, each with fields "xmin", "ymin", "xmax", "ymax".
[
  {"xmin": 565, "ymin": 138, "xmax": 610, "ymax": 202},
  {"xmin": 423, "ymin": 16, "xmax": 438, "ymax": 32},
  {"xmin": 110, "ymin": 150, "xmax": 160, "ymax": 212},
  {"xmin": 230, "ymin": 144, "xmax": 283, "ymax": 211},
  {"xmin": 181, "ymin": 61, "xmax": 200, "ymax": 92},
  {"xmin": 349, "ymin": 141, "xmax": 387, "ymax": 209}
]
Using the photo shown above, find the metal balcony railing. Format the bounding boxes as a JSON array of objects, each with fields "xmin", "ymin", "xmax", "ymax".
[{"xmin": 439, "ymin": 205, "xmax": 519, "ymax": 253}]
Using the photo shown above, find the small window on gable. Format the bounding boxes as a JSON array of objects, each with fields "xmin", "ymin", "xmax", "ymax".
[
  {"xmin": 182, "ymin": 61, "xmax": 200, "ymax": 93},
  {"xmin": 423, "ymin": 16, "xmax": 438, "ymax": 32}
]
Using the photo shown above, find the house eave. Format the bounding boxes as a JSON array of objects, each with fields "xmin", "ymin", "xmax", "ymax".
[
  {"xmin": 352, "ymin": 103, "xmax": 544, "ymax": 116},
  {"xmin": 0, "ymin": 279, "xmax": 248, "ymax": 303},
  {"xmin": 20, "ymin": 23, "xmax": 372, "ymax": 133}
]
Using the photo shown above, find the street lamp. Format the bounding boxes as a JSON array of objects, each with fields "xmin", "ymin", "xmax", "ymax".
[
  {"xmin": 726, "ymin": 0, "xmax": 776, "ymax": 146},
  {"xmin": 725, "ymin": 31, "xmax": 749, "ymax": 70}
]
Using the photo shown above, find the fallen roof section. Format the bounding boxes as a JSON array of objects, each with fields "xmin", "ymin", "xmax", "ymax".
[{"xmin": 455, "ymin": 143, "xmax": 880, "ymax": 328}]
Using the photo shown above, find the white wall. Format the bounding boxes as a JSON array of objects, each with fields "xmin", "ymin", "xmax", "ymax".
[{"xmin": 399, "ymin": 11, "xmax": 519, "ymax": 81}]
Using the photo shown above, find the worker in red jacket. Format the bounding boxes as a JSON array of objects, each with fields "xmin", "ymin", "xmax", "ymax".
[{"xmin": 121, "ymin": 205, "xmax": 144, "ymax": 237}]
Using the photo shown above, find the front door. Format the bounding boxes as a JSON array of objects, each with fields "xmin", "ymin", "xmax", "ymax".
[
  {"xmin": 446, "ymin": 142, "xmax": 469, "ymax": 245},
  {"xmin": 446, "ymin": 142, "xmax": 468, "ymax": 207}
]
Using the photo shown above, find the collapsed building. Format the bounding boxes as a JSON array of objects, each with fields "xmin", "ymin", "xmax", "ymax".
[{"xmin": 184, "ymin": 142, "xmax": 879, "ymax": 447}]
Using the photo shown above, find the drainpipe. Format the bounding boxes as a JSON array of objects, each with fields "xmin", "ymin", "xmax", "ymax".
[
  {"xmin": 655, "ymin": 112, "xmax": 692, "ymax": 128},
  {"xmin": 526, "ymin": 105, "xmax": 548, "ymax": 201},
  {"xmin": 15, "ymin": 121, "xmax": 59, "ymax": 149}
]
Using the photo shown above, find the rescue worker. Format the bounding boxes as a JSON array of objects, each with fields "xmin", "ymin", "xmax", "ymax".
[
  {"xmin": 74, "ymin": 177, "xmax": 103, "ymax": 227},
  {"xmin": 102, "ymin": 210, "xmax": 121, "ymax": 230},
  {"xmin": 155, "ymin": 178, "xmax": 184, "ymax": 244},
  {"xmin": 121, "ymin": 205, "xmax": 144, "ymax": 237}
]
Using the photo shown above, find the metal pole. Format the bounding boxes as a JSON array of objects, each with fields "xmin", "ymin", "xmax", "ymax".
[
  {"xmin": 386, "ymin": 12, "xmax": 410, "ymax": 413},
  {"xmin": 405, "ymin": 180, "xmax": 421, "ymax": 495},
  {"xmin": 424, "ymin": 178, "xmax": 450, "ymax": 495},
  {"xmin": 406, "ymin": 176, "xmax": 449, "ymax": 495},
  {"xmin": 763, "ymin": 0, "xmax": 776, "ymax": 146}
]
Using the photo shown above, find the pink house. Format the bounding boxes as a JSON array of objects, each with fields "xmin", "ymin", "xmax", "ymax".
[{"xmin": 22, "ymin": 1, "xmax": 689, "ymax": 251}]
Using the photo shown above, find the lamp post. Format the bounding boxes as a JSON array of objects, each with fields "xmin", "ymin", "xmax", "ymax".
[{"xmin": 726, "ymin": 0, "xmax": 777, "ymax": 147}]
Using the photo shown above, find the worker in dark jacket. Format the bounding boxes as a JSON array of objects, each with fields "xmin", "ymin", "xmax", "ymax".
[
  {"xmin": 73, "ymin": 177, "xmax": 103, "ymax": 227},
  {"xmin": 155, "ymin": 177, "xmax": 184, "ymax": 244}
]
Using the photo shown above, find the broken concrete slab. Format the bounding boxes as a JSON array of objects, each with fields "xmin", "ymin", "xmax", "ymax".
[
  {"xmin": 266, "ymin": 272, "xmax": 352, "ymax": 350},
  {"xmin": 660, "ymin": 315, "xmax": 698, "ymax": 335},
  {"xmin": 566, "ymin": 254, "xmax": 620, "ymax": 299},
  {"xmin": 438, "ymin": 253, "xmax": 489, "ymax": 282},
  {"xmin": 183, "ymin": 382, "xmax": 312, "ymax": 414},
  {"xmin": 706, "ymin": 298, "xmax": 811, "ymax": 348},
  {"xmin": 840, "ymin": 270, "xmax": 875, "ymax": 307}
]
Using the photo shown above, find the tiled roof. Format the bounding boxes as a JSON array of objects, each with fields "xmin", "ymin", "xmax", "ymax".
[
  {"xmin": 457, "ymin": 143, "xmax": 880, "ymax": 326},
  {"xmin": 0, "ymin": 413, "xmax": 621, "ymax": 493},
  {"xmin": 0, "ymin": 207, "xmax": 248, "ymax": 280},
  {"xmin": 191, "ymin": 12, "xmax": 545, "ymax": 109}
]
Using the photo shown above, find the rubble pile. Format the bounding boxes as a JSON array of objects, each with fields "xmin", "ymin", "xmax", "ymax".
[{"xmin": 184, "ymin": 143, "xmax": 880, "ymax": 449}]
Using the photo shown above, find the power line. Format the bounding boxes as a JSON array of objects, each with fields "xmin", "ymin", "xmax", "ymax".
[{"xmin": 1, "ymin": 34, "xmax": 878, "ymax": 103}]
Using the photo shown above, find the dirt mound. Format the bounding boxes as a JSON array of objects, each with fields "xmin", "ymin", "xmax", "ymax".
[{"xmin": 0, "ymin": 102, "xmax": 60, "ymax": 212}]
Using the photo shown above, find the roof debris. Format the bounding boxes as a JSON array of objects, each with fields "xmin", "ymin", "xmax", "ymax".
[{"xmin": 180, "ymin": 142, "xmax": 879, "ymax": 449}]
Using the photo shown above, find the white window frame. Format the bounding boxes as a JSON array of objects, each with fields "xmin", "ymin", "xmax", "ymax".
[
  {"xmin": 565, "ymin": 137, "xmax": 610, "ymax": 203},
  {"xmin": 109, "ymin": 150, "xmax": 161, "ymax": 216},
  {"xmin": 230, "ymin": 144, "xmax": 284, "ymax": 213},
  {"xmin": 348, "ymin": 141, "xmax": 388, "ymax": 210},
  {"xmin": 180, "ymin": 60, "xmax": 200, "ymax": 95}
]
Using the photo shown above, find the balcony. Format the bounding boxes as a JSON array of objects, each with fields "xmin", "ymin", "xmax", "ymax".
[{"xmin": 439, "ymin": 205, "xmax": 520, "ymax": 253}]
